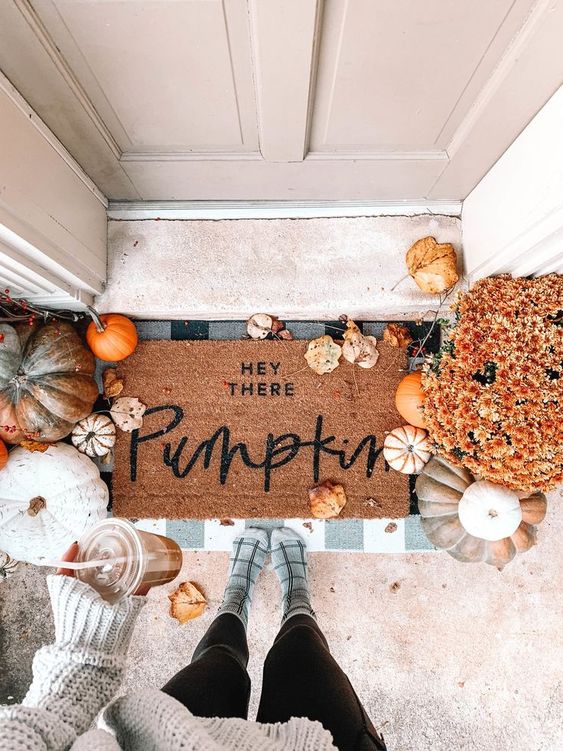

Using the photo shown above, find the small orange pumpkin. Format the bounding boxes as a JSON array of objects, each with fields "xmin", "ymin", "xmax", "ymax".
[
  {"xmin": 395, "ymin": 371, "xmax": 425, "ymax": 428},
  {"xmin": 86, "ymin": 310, "xmax": 138, "ymax": 362},
  {"xmin": 0, "ymin": 438, "xmax": 8, "ymax": 470}
]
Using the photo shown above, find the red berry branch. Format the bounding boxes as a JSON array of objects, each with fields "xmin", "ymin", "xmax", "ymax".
[{"xmin": 0, "ymin": 289, "xmax": 86, "ymax": 324}]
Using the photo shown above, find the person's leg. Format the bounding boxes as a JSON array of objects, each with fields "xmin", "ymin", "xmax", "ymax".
[
  {"xmin": 257, "ymin": 529, "xmax": 386, "ymax": 751},
  {"xmin": 162, "ymin": 527, "xmax": 269, "ymax": 719}
]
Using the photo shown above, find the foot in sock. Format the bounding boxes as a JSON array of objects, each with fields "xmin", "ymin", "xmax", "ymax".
[
  {"xmin": 217, "ymin": 527, "xmax": 269, "ymax": 628},
  {"xmin": 271, "ymin": 527, "xmax": 316, "ymax": 623}
]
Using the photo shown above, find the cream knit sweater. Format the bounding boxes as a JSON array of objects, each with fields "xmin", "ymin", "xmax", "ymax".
[{"xmin": 0, "ymin": 576, "xmax": 337, "ymax": 751}]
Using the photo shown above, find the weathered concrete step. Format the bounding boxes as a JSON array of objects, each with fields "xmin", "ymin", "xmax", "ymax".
[{"xmin": 97, "ymin": 214, "xmax": 463, "ymax": 319}]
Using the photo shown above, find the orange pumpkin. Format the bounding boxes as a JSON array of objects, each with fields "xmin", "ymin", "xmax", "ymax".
[
  {"xmin": 86, "ymin": 310, "xmax": 138, "ymax": 362},
  {"xmin": 0, "ymin": 438, "xmax": 7, "ymax": 470},
  {"xmin": 395, "ymin": 371, "xmax": 425, "ymax": 428}
]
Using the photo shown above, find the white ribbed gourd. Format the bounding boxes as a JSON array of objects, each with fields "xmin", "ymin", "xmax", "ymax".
[
  {"xmin": 383, "ymin": 425, "xmax": 432, "ymax": 474},
  {"xmin": 71, "ymin": 413, "xmax": 116, "ymax": 457}
]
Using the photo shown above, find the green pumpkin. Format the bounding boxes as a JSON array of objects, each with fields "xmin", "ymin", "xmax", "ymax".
[{"xmin": 0, "ymin": 322, "xmax": 98, "ymax": 443}]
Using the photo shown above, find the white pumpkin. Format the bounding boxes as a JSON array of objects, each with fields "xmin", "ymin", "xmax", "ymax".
[
  {"xmin": 383, "ymin": 425, "xmax": 432, "ymax": 474},
  {"xmin": 72, "ymin": 413, "xmax": 116, "ymax": 457},
  {"xmin": 0, "ymin": 442, "xmax": 108, "ymax": 564},
  {"xmin": 458, "ymin": 481, "xmax": 522, "ymax": 541}
]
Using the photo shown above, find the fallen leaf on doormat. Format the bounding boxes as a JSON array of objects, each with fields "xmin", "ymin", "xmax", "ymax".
[
  {"xmin": 363, "ymin": 497, "xmax": 381, "ymax": 509},
  {"xmin": 110, "ymin": 397, "xmax": 146, "ymax": 432},
  {"xmin": 219, "ymin": 518, "xmax": 235, "ymax": 526},
  {"xmin": 406, "ymin": 236, "xmax": 459, "ymax": 294},
  {"xmin": 246, "ymin": 314, "xmax": 275, "ymax": 339},
  {"xmin": 271, "ymin": 318, "xmax": 284, "ymax": 334},
  {"xmin": 246, "ymin": 313, "xmax": 293, "ymax": 340},
  {"xmin": 277, "ymin": 329, "xmax": 294, "ymax": 340},
  {"xmin": 169, "ymin": 581, "xmax": 207, "ymax": 623},
  {"xmin": 383, "ymin": 324, "xmax": 413, "ymax": 349},
  {"xmin": 103, "ymin": 368, "xmax": 124, "ymax": 398},
  {"xmin": 303, "ymin": 522, "xmax": 313, "ymax": 533},
  {"xmin": 308, "ymin": 480, "xmax": 347, "ymax": 518},
  {"xmin": 385, "ymin": 522, "xmax": 398, "ymax": 534},
  {"xmin": 305, "ymin": 335, "xmax": 342, "ymax": 375},
  {"xmin": 19, "ymin": 439, "xmax": 49, "ymax": 453},
  {"xmin": 342, "ymin": 319, "xmax": 379, "ymax": 369}
]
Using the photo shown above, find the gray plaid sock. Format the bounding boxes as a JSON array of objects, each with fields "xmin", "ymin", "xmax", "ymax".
[
  {"xmin": 217, "ymin": 528, "xmax": 269, "ymax": 628},
  {"xmin": 271, "ymin": 528, "xmax": 316, "ymax": 623}
]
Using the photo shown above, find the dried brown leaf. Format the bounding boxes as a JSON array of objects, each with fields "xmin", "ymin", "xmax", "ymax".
[
  {"xmin": 383, "ymin": 323, "xmax": 413, "ymax": 349},
  {"xmin": 271, "ymin": 318, "xmax": 285, "ymax": 334},
  {"xmin": 219, "ymin": 518, "xmax": 235, "ymax": 526},
  {"xmin": 305, "ymin": 335, "xmax": 342, "ymax": 375},
  {"xmin": 342, "ymin": 320, "xmax": 379, "ymax": 369},
  {"xmin": 246, "ymin": 314, "xmax": 274, "ymax": 339},
  {"xmin": 110, "ymin": 397, "xmax": 146, "ymax": 432},
  {"xmin": 277, "ymin": 329, "xmax": 294, "ymax": 340},
  {"xmin": 103, "ymin": 368, "xmax": 124, "ymax": 398},
  {"xmin": 19, "ymin": 439, "xmax": 50, "ymax": 453},
  {"xmin": 406, "ymin": 236, "xmax": 459, "ymax": 294},
  {"xmin": 169, "ymin": 581, "xmax": 207, "ymax": 624},
  {"xmin": 308, "ymin": 480, "xmax": 347, "ymax": 519}
]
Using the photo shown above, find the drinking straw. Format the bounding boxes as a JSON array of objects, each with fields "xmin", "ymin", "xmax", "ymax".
[{"xmin": 38, "ymin": 556, "xmax": 133, "ymax": 570}]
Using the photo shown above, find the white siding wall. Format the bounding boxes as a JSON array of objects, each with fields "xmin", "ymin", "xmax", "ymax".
[
  {"xmin": 0, "ymin": 71, "xmax": 107, "ymax": 308},
  {"xmin": 462, "ymin": 85, "xmax": 563, "ymax": 279}
]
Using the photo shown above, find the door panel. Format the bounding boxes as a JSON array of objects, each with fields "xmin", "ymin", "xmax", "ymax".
[{"xmin": 0, "ymin": 0, "xmax": 561, "ymax": 200}]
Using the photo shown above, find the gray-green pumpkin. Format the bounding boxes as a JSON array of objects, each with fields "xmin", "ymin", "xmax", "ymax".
[
  {"xmin": 0, "ymin": 322, "xmax": 98, "ymax": 444},
  {"xmin": 416, "ymin": 456, "xmax": 547, "ymax": 568}
]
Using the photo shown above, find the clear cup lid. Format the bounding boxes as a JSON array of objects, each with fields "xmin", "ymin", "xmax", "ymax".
[{"xmin": 76, "ymin": 518, "xmax": 144, "ymax": 603}]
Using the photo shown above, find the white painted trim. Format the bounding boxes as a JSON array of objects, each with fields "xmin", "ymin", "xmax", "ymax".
[
  {"xmin": 306, "ymin": 150, "xmax": 448, "ymax": 162},
  {"xmin": 13, "ymin": 0, "xmax": 122, "ymax": 162},
  {"xmin": 0, "ymin": 236, "xmax": 95, "ymax": 309},
  {"xmin": 248, "ymin": 0, "xmax": 320, "ymax": 161},
  {"xmin": 462, "ymin": 85, "xmax": 563, "ymax": 278},
  {"xmin": 466, "ymin": 204, "xmax": 563, "ymax": 279},
  {"xmin": 107, "ymin": 200, "xmax": 462, "ymax": 220},
  {"xmin": 120, "ymin": 151, "xmax": 264, "ymax": 162},
  {"xmin": 0, "ymin": 70, "xmax": 107, "ymax": 207},
  {"xmin": 446, "ymin": 0, "xmax": 552, "ymax": 158},
  {"xmin": 0, "ymin": 222, "xmax": 99, "ymax": 298},
  {"xmin": 119, "ymin": 149, "xmax": 448, "ymax": 162}
]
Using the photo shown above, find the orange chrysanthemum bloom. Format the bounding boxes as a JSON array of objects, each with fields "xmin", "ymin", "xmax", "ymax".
[{"xmin": 422, "ymin": 274, "xmax": 563, "ymax": 492}]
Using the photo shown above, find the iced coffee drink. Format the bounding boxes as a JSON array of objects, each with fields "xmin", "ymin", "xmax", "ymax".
[{"xmin": 76, "ymin": 518, "xmax": 182, "ymax": 603}]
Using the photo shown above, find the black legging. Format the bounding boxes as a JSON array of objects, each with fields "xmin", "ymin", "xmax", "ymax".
[{"xmin": 162, "ymin": 613, "xmax": 386, "ymax": 751}]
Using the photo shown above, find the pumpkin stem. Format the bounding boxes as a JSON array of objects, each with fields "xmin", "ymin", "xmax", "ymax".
[
  {"xmin": 28, "ymin": 496, "xmax": 46, "ymax": 516},
  {"xmin": 87, "ymin": 306, "xmax": 106, "ymax": 333}
]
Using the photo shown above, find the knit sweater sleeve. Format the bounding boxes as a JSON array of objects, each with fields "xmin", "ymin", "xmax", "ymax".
[{"xmin": 0, "ymin": 575, "xmax": 145, "ymax": 751}]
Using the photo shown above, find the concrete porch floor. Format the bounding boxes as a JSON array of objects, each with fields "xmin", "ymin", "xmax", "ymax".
[
  {"xmin": 1, "ymin": 214, "xmax": 560, "ymax": 749},
  {"xmin": 1, "ymin": 488, "xmax": 561, "ymax": 750}
]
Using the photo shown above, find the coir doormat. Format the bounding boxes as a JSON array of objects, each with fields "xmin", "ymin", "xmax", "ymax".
[{"xmin": 112, "ymin": 339, "xmax": 410, "ymax": 519}]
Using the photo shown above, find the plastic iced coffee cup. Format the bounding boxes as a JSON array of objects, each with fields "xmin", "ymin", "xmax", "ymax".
[{"xmin": 76, "ymin": 518, "xmax": 182, "ymax": 603}]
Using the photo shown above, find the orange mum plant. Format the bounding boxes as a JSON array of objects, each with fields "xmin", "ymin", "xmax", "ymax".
[{"xmin": 422, "ymin": 275, "xmax": 563, "ymax": 492}]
